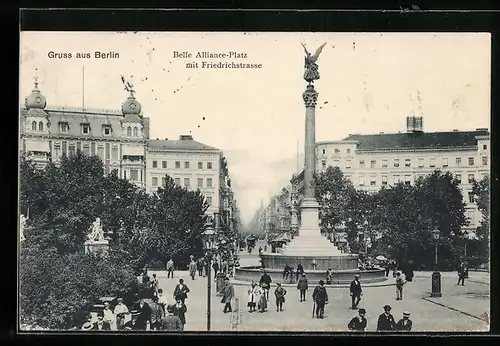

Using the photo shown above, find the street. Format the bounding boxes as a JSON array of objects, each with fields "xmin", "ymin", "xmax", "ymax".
[{"xmin": 151, "ymin": 248, "xmax": 490, "ymax": 332}]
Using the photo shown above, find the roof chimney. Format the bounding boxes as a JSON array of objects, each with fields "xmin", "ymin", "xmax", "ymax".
[
  {"xmin": 179, "ymin": 135, "xmax": 193, "ymax": 140},
  {"xmin": 407, "ymin": 116, "xmax": 423, "ymax": 133}
]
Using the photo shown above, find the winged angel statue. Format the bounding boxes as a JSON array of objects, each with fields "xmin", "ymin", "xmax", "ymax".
[{"xmin": 301, "ymin": 42, "xmax": 327, "ymax": 84}]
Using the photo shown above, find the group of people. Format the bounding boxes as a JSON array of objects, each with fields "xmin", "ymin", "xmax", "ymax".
[
  {"xmin": 81, "ymin": 269, "xmax": 192, "ymax": 332},
  {"xmin": 282, "ymin": 263, "xmax": 305, "ymax": 282},
  {"xmin": 348, "ymin": 305, "xmax": 412, "ymax": 331}
]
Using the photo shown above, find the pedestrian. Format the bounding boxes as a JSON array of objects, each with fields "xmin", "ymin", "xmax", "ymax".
[
  {"xmin": 296, "ymin": 263, "xmax": 304, "ymax": 281},
  {"xmin": 404, "ymin": 261, "xmax": 414, "ymax": 282},
  {"xmin": 395, "ymin": 272, "xmax": 405, "ymax": 300},
  {"xmin": 348, "ymin": 308, "xmax": 367, "ymax": 331},
  {"xmin": 102, "ymin": 301, "xmax": 116, "ymax": 330},
  {"xmin": 312, "ymin": 280, "xmax": 329, "ymax": 319},
  {"xmin": 92, "ymin": 311, "xmax": 111, "ymax": 331},
  {"xmin": 257, "ymin": 283, "xmax": 268, "ymax": 313},
  {"xmin": 297, "ymin": 273, "xmax": 309, "ymax": 302},
  {"xmin": 166, "ymin": 258, "xmax": 175, "ymax": 279},
  {"xmin": 221, "ymin": 277, "xmax": 234, "ymax": 313},
  {"xmin": 149, "ymin": 295, "xmax": 165, "ymax": 331},
  {"xmin": 173, "ymin": 278, "xmax": 190, "ymax": 304},
  {"xmin": 457, "ymin": 262, "xmax": 466, "ymax": 286},
  {"xmin": 258, "ymin": 246, "xmax": 263, "ymax": 255},
  {"xmin": 326, "ymin": 268, "xmax": 333, "ymax": 284},
  {"xmin": 384, "ymin": 261, "xmax": 390, "ymax": 277},
  {"xmin": 350, "ymin": 274, "xmax": 363, "ymax": 309},
  {"xmin": 160, "ymin": 304, "xmax": 183, "ymax": 331},
  {"xmin": 311, "ymin": 259, "xmax": 317, "ymax": 270},
  {"xmin": 188, "ymin": 259, "xmax": 197, "ymax": 280},
  {"xmin": 134, "ymin": 298, "xmax": 151, "ymax": 331},
  {"xmin": 377, "ymin": 305, "xmax": 396, "ymax": 331},
  {"xmin": 197, "ymin": 258, "xmax": 204, "ymax": 277},
  {"xmin": 151, "ymin": 273, "xmax": 159, "ymax": 295},
  {"xmin": 141, "ymin": 269, "xmax": 150, "ymax": 284},
  {"xmin": 172, "ymin": 298, "xmax": 187, "ymax": 331},
  {"xmin": 123, "ymin": 311, "xmax": 142, "ymax": 331},
  {"xmin": 274, "ymin": 283, "xmax": 287, "ymax": 312},
  {"xmin": 157, "ymin": 289, "xmax": 168, "ymax": 315},
  {"xmin": 392, "ymin": 261, "xmax": 398, "ymax": 278},
  {"xmin": 113, "ymin": 298, "xmax": 129, "ymax": 330},
  {"xmin": 212, "ymin": 260, "xmax": 219, "ymax": 277},
  {"xmin": 259, "ymin": 270, "xmax": 272, "ymax": 301},
  {"xmin": 203, "ymin": 258, "xmax": 209, "ymax": 278},
  {"xmin": 283, "ymin": 264, "xmax": 293, "ymax": 280},
  {"xmin": 395, "ymin": 311, "xmax": 413, "ymax": 331},
  {"xmin": 247, "ymin": 281, "xmax": 259, "ymax": 313}
]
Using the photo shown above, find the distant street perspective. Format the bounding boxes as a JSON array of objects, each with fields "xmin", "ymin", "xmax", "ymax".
[{"xmin": 19, "ymin": 32, "xmax": 490, "ymax": 333}]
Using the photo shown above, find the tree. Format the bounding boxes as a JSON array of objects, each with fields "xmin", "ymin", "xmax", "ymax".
[
  {"xmin": 374, "ymin": 170, "xmax": 467, "ymax": 270},
  {"xmin": 470, "ymin": 175, "xmax": 490, "ymax": 266},
  {"xmin": 315, "ymin": 166, "xmax": 357, "ymax": 234}
]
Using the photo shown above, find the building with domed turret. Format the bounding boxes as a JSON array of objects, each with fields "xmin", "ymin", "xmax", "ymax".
[{"xmin": 20, "ymin": 76, "xmax": 222, "ymax": 216}]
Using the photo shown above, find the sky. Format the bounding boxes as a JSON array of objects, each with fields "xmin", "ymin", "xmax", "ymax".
[{"xmin": 20, "ymin": 32, "xmax": 491, "ymax": 225}]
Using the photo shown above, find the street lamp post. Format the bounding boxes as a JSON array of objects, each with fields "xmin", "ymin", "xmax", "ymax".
[
  {"xmin": 202, "ymin": 221, "xmax": 216, "ymax": 331},
  {"xmin": 430, "ymin": 226, "xmax": 442, "ymax": 298}
]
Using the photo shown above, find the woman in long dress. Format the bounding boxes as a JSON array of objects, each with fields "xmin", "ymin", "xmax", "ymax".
[
  {"xmin": 257, "ymin": 283, "xmax": 267, "ymax": 313},
  {"xmin": 247, "ymin": 281, "xmax": 259, "ymax": 313}
]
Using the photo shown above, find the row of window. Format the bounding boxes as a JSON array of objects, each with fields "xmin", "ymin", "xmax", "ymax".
[
  {"xmin": 357, "ymin": 172, "xmax": 480, "ymax": 187},
  {"xmin": 320, "ymin": 144, "xmax": 488, "ymax": 156},
  {"xmin": 53, "ymin": 141, "xmax": 120, "ymax": 161},
  {"xmin": 322, "ymin": 156, "xmax": 488, "ymax": 169},
  {"xmin": 152, "ymin": 176, "xmax": 213, "ymax": 188},
  {"xmin": 30, "ymin": 121, "xmax": 140, "ymax": 137},
  {"xmin": 151, "ymin": 160, "xmax": 213, "ymax": 170}
]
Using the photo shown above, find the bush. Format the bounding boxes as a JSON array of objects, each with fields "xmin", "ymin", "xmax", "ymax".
[{"xmin": 20, "ymin": 243, "xmax": 138, "ymax": 330}]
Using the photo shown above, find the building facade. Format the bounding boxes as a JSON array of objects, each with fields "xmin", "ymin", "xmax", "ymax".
[
  {"xmin": 146, "ymin": 136, "xmax": 221, "ymax": 216},
  {"xmin": 315, "ymin": 116, "xmax": 489, "ymax": 232},
  {"xmin": 20, "ymin": 78, "xmax": 221, "ymax": 215}
]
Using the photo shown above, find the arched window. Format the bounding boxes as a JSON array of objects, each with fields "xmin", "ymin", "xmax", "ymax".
[
  {"xmin": 127, "ymin": 126, "xmax": 132, "ymax": 136},
  {"xmin": 31, "ymin": 121, "xmax": 37, "ymax": 131},
  {"xmin": 133, "ymin": 127, "xmax": 138, "ymax": 137},
  {"xmin": 38, "ymin": 121, "xmax": 44, "ymax": 131}
]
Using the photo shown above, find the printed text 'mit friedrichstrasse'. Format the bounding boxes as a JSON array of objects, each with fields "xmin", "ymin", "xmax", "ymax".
[{"xmin": 173, "ymin": 51, "xmax": 263, "ymax": 69}]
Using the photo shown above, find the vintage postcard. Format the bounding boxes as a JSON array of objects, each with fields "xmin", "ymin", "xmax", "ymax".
[{"xmin": 19, "ymin": 31, "xmax": 490, "ymax": 332}]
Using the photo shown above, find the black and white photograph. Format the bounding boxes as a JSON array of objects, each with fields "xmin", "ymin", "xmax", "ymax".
[{"xmin": 18, "ymin": 31, "xmax": 490, "ymax": 332}]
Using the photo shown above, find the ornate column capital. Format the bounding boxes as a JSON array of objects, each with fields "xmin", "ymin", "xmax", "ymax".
[{"xmin": 302, "ymin": 85, "xmax": 318, "ymax": 108}]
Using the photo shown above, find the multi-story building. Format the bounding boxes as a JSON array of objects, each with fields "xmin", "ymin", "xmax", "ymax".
[
  {"xmin": 20, "ymin": 77, "xmax": 221, "ymax": 215},
  {"xmin": 146, "ymin": 136, "xmax": 220, "ymax": 216},
  {"xmin": 289, "ymin": 116, "xmax": 489, "ymax": 232}
]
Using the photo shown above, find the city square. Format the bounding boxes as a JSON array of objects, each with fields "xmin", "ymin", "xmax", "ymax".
[{"xmin": 18, "ymin": 31, "xmax": 490, "ymax": 333}]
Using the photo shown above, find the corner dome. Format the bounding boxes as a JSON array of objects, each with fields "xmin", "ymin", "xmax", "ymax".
[
  {"xmin": 121, "ymin": 94, "xmax": 142, "ymax": 116},
  {"xmin": 25, "ymin": 78, "xmax": 47, "ymax": 110}
]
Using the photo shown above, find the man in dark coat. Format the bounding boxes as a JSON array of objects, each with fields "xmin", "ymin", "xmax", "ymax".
[
  {"xmin": 173, "ymin": 298, "xmax": 187, "ymax": 331},
  {"xmin": 123, "ymin": 311, "xmax": 142, "ymax": 331},
  {"xmin": 133, "ymin": 298, "xmax": 151, "ymax": 330},
  {"xmin": 296, "ymin": 263, "xmax": 304, "ymax": 281},
  {"xmin": 297, "ymin": 274, "xmax": 309, "ymax": 302},
  {"xmin": 457, "ymin": 262, "xmax": 466, "ymax": 286},
  {"xmin": 348, "ymin": 308, "xmax": 367, "ymax": 331},
  {"xmin": 377, "ymin": 305, "xmax": 396, "ymax": 331},
  {"xmin": 92, "ymin": 312, "xmax": 111, "ymax": 331},
  {"xmin": 283, "ymin": 264, "xmax": 293, "ymax": 280},
  {"xmin": 173, "ymin": 278, "xmax": 190, "ymax": 304},
  {"xmin": 259, "ymin": 271, "xmax": 272, "ymax": 301},
  {"xmin": 221, "ymin": 277, "xmax": 234, "ymax": 313},
  {"xmin": 160, "ymin": 304, "xmax": 183, "ymax": 331},
  {"xmin": 349, "ymin": 274, "xmax": 362, "ymax": 309},
  {"xmin": 312, "ymin": 280, "xmax": 328, "ymax": 319},
  {"xmin": 395, "ymin": 311, "xmax": 412, "ymax": 331}
]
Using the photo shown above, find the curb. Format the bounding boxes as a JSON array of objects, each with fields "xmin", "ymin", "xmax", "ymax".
[
  {"xmin": 231, "ymin": 279, "xmax": 395, "ymax": 288},
  {"xmin": 421, "ymin": 297, "xmax": 488, "ymax": 323}
]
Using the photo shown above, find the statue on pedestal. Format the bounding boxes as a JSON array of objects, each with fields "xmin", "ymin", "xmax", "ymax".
[
  {"xmin": 301, "ymin": 42, "xmax": 327, "ymax": 84},
  {"xmin": 87, "ymin": 217, "xmax": 105, "ymax": 242}
]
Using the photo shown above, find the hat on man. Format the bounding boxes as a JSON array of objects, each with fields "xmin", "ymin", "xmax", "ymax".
[
  {"xmin": 81, "ymin": 322, "xmax": 93, "ymax": 331},
  {"xmin": 319, "ymin": 280, "xmax": 325, "ymax": 285},
  {"xmin": 383, "ymin": 305, "xmax": 392, "ymax": 311},
  {"xmin": 403, "ymin": 311, "xmax": 410, "ymax": 317},
  {"xmin": 358, "ymin": 308, "xmax": 366, "ymax": 314},
  {"xmin": 166, "ymin": 304, "xmax": 175, "ymax": 313},
  {"xmin": 355, "ymin": 274, "xmax": 360, "ymax": 278}
]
